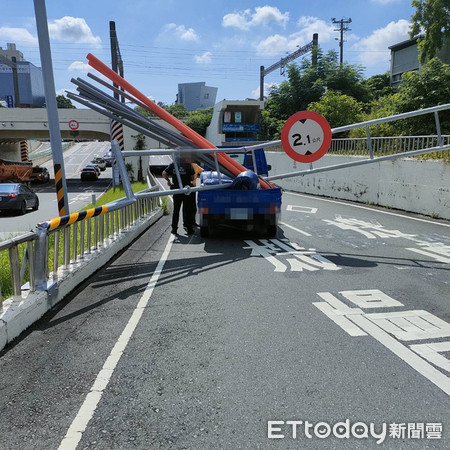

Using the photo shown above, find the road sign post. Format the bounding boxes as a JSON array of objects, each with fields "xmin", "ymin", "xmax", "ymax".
[{"xmin": 281, "ymin": 111, "xmax": 332, "ymax": 163}]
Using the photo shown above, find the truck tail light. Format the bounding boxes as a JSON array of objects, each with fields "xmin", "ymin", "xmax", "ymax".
[{"xmin": 201, "ymin": 208, "xmax": 208, "ymax": 214}]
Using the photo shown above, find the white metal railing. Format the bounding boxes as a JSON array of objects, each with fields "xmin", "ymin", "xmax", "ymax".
[
  {"xmin": 0, "ymin": 195, "xmax": 159, "ymax": 306},
  {"xmin": 329, "ymin": 135, "xmax": 450, "ymax": 156}
]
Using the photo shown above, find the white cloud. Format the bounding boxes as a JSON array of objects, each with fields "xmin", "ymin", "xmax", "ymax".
[
  {"xmin": 195, "ymin": 51, "xmax": 212, "ymax": 64},
  {"xmin": 56, "ymin": 88, "xmax": 77, "ymax": 97},
  {"xmin": 251, "ymin": 82, "xmax": 279, "ymax": 99},
  {"xmin": 352, "ymin": 19, "xmax": 412, "ymax": 66},
  {"xmin": 0, "ymin": 27, "xmax": 38, "ymax": 45},
  {"xmin": 223, "ymin": 6, "xmax": 289, "ymax": 31},
  {"xmin": 255, "ymin": 16, "xmax": 336, "ymax": 56},
  {"xmin": 163, "ymin": 23, "xmax": 199, "ymax": 42},
  {"xmin": 297, "ymin": 16, "xmax": 335, "ymax": 42},
  {"xmin": 256, "ymin": 34, "xmax": 291, "ymax": 56},
  {"xmin": 48, "ymin": 16, "xmax": 101, "ymax": 46},
  {"xmin": 68, "ymin": 61, "xmax": 90, "ymax": 72}
]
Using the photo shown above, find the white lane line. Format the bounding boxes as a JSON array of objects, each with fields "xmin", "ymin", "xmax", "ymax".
[
  {"xmin": 284, "ymin": 191, "xmax": 450, "ymax": 227},
  {"xmin": 279, "ymin": 221, "xmax": 312, "ymax": 237},
  {"xmin": 59, "ymin": 233, "xmax": 175, "ymax": 450},
  {"xmin": 155, "ymin": 177, "xmax": 173, "ymax": 204}
]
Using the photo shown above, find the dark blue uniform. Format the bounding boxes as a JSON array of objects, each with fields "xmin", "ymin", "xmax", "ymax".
[{"xmin": 164, "ymin": 162, "xmax": 195, "ymax": 234}]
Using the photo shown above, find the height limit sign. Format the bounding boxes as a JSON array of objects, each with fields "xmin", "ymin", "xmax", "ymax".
[{"xmin": 281, "ymin": 111, "xmax": 332, "ymax": 163}]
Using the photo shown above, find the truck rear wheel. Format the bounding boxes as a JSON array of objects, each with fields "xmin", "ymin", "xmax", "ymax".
[
  {"xmin": 200, "ymin": 226, "xmax": 209, "ymax": 237},
  {"xmin": 267, "ymin": 225, "xmax": 277, "ymax": 237}
]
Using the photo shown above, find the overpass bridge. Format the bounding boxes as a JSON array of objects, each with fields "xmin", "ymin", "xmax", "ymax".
[{"xmin": 0, "ymin": 107, "xmax": 165, "ymax": 163}]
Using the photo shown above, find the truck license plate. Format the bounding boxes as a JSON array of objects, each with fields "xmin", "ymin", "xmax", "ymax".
[{"xmin": 230, "ymin": 208, "xmax": 248, "ymax": 220}]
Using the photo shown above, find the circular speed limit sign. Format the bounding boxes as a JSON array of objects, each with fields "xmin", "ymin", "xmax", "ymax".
[
  {"xmin": 68, "ymin": 120, "xmax": 79, "ymax": 130},
  {"xmin": 281, "ymin": 111, "xmax": 332, "ymax": 163}
]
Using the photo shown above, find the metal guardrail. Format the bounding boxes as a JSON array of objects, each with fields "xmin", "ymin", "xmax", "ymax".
[
  {"xmin": 0, "ymin": 196, "xmax": 159, "ymax": 306},
  {"xmin": 329, "ymin": 135, "xmax": 450, "ymax": 156}
]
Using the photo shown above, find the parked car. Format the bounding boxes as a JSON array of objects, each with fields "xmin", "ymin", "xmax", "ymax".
[
  {"xmin": 84, "ymin": 164, "xmax": 101, "ymax": 176},
  {"xmin": 0, "ymin": 183, "xmax": 39, "ymax": 215},
  {"xmin": 80, "ymin": 167, "xmax": 99, "ymax": 181},
  {"xmin": 91, "ymin": 157, "xmax": 106, "ymax": 171},
  {"xmin": 103, "ymin": 150, "xmax": 113, "ymax": 167}
]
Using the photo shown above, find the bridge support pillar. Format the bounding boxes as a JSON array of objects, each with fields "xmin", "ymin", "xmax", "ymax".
[{"xmin": 0, "ymin": 142, "xmax": 21, "ymax": 161}]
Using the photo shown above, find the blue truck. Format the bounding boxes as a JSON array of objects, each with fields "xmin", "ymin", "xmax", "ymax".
[{"xmin": 197, "ymin": 149, "xmax": 282, "ymax": 237}]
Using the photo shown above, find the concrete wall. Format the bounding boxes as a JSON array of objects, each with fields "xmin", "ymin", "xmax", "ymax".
[{"xmin": 266, "ymin": 151, "xmax": 450, "ymax": 219}]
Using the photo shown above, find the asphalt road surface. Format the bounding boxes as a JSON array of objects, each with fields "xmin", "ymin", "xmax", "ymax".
[
  {"xmin": 0, "ymin": 141, "xmax": 111, "ymax": 239},
  {"xmin": 0, "ymin": 190, "xmax": 449, "ymax": 449}
]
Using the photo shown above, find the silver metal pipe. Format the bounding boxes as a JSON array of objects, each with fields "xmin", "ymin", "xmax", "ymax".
[
  {"xmin": 80, "ymin": 220, "xmax": 85, "ymax": 259},
  {"xmin": 53, "ymin": 230, "xmax": 59, "ymax": 278},
  {"xmin": 99, "ymin": 214, "xmax": 104, "ymax": 245},
  {"xmin": 87, "ymin": 218, "xmax": 92, "ymax": 254},
  {"xmin": 94, "ymin": 216, "xmax": 99, "ymax": 250},
  {"xmin": 8, "ymin": 245, "xmax": 21, "ymax": 299},
  {"xmin": 27, "ymin": 240, "xmax": 35, "ymax": 292},
  {"xmin": 63, "ymin": 227, "xmax": 70, "ymax": 269},
  {"xmin": 72, "ymin": 222, "xmax": 78, "ymax": 263}
]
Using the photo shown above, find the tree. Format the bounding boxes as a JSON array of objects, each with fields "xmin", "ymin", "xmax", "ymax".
[
  {"xmin": 260, "ymin": 48, "xmax": 369, "ymax": 139},
  {"xmin": 410, "ymin": 0, "xmax": 450, "ymax": 63},
  {"xmin": 165, "ymin": 103, "xmax": 188, "ymax": 119},
  {"xmin": 366, "ymin": 72, "xmax": 394, "ymax": 100},
  {"xmin": 308, "ymin": 90, "xmax": 363, "ymax": 131},
  {"xmin": 184, "ymin": 107, "xmax": 213, "ymax": 137},
  {"xmin": 56, "ymin": 95, "xmax": 76, "ymax": 109},
  {"xmin": 350, "ymin": 57, "xmax": 450, "ymax": 137}
]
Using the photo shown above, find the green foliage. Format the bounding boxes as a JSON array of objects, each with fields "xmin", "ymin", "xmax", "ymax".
[
  {"xmin": 56, "ymin": 95, "xmax": 76, "ymax": 109},
  {"xmin": 261, "ymin": 48, "xmax": 370, "ymax": 139},
  {"xmin": 366, "ymin": 72, "xmax": 394, "ymax": 101},
  {"xmin": 410, "ymin": 0, "xmax": 450, "ymax": 63},
  {"xmin": 161, "ymin": 197, "xmax": 170, "ymax": 215},
  {"xmin": 134, "ymin": 103, "xmax": 211, "ymax": 136},
  {"xmin": 133, "ymin": 133, "xmax": 146, "ymax": 150},
  {"xmin": 165, "ymin": 103, "xmax": 188, "ymax": 119},
  {"xmin": 308, "ymin": 90, "xmax": 363, "ymax": 130},
  {"xmin": 350, "ymin": 58, "xmax": 450, "ymax": 137},
  {"xmin": 184, "ymin": 107, "xmax": 213, "ymax": 137}
]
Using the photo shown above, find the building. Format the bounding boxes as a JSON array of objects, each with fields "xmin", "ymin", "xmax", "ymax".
[
  {"xmin": 177, "ymin": 82, "xmax": 217, "ymax": 111},
  {"xmin": 0, "ymin": 43, "xmax": 45, "ymax": 107},
  {"xmin": 205, "ymin": 99, "xmax": 265, "ymax": 147},
  {"xmin": 389, "ymin": 36, "xmax": 450, "ymax": 87},
  {"xmin": 0, "ymin": 43, "xmax": 24, "ymax": 61}
]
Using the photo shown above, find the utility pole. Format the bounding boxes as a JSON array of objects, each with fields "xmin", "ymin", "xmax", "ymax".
[{"xmin": 331, "ymin": 17, "xmax": 352, "ymax": 65}]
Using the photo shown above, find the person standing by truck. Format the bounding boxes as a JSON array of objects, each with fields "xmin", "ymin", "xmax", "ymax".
[{"xmin": 162, "ymin": 157, "xmax": 196, "ymax": 235}]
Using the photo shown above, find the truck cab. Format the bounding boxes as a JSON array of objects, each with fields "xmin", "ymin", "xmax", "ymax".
[{"xmin": 224, "ymin": 148, "xmax": 271, "ymax": 177}]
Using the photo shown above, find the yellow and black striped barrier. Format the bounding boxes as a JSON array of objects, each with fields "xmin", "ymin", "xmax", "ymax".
[
  {"xmin": 110, "ymin": 120, "xmax": 124, "ymax": 150},
  {"xmin": 20, "ymin": 141, "xmax": 29, "ymax": 161},
  {"xmin": 53, "ymin": 163, "xmax": 67, "ymax": 216},
  {"xmin": 45, "ymin": 205, "xmax": 108, "ymax": 231}
]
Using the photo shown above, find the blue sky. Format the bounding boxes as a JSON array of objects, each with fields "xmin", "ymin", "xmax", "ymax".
[{"xmin": 1, "ymin": 0, "xmax": 416, "ymax": 105}]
